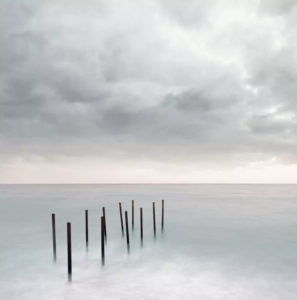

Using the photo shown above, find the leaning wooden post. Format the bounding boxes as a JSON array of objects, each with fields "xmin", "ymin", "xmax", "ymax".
[
  {"xmin": 85, "ymin": 210, "xmax": 89, "ymax": 249},
  {"xmin": 140, "ymin": 208, "xmax": 143, "ymax": 246},
  {"xmin": 119, "ymin": 202, "xmax": 124, "ymax": 236},
  {"xmin": 132, "ymin": 200, "xmax": 134, "ymax": 230},
  {"xmin": 67, "ymin": 222, "xmax": 72, "ymax": 282},
  {"xmin": 102, "ymin": 207, "xmax": 107, "ymax": 242},
  {"xmin": 101, "ymin": 216, "xmax": 105, "ymax": 266},
  {"xmin": 125, "ymin": 211, "xmax": 130, "ymax": 252},
  {"xmin": 52, "ymin": 214, "xmax": 56, "ymax": 261},
  {"xmin": 161, "ymin": 200, "xmax": 164, "ymax": 231}
]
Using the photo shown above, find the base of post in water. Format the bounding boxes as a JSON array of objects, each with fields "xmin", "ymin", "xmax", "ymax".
[
  {"xmin": 125, "ymin": 211, "xmax": 130, "ymax": 253},
  {"xmin": 67, "ymin": 222, "xmax": 72, "ymax": 282},
  {"xmin": 101, "ymin": 216, "xmax": 105, "ymax": 266}
]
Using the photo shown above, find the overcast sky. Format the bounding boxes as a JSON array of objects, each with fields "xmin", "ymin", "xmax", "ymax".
[{"xmin": 0, "ymin": 0, "xmax": 297, "ymax": 183}]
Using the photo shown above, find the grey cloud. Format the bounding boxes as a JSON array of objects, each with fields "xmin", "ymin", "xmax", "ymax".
[
  {"xmin": 247, "ymin": 114, "xmax": 296, "ymax": 136},
  {"xmin": 260, "ymin": 0, "xmax": 297, "ymax": 15},
  {"xmin": 0, "ymin": 0, "xmax": 297, "ymax": 168}
]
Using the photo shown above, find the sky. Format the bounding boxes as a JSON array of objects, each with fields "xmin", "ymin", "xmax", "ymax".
[{"xmin": 0, "ymin": 0, "xmax": 297, "ymax": 183}]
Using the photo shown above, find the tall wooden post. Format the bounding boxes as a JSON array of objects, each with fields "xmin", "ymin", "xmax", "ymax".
[
  {"xmin": 52, "ymin": 213, "xmax": 56, "ymax": 261},
  {"xmin": 125, "ymin": 211, "xmax": 130, "ymax": 252},
  {"xmin": 132, "ymin": 200, "xmax": 134, "ymax": 230},
  {"xmin": 67, "ymin": 222, "xmax": 72, "ymax": 282},
  {"xmin": 102, "ymin": 207, "xmax": 107, "ymax": 242},
  {"xmin": 140, "ymin": 208, "xmax": 143, "ymax": 246},
  {"xmin": 119, "ymin": 202, "xmax": 124, "ymax": 236},
  {"xmin": 85, "ymin": 210, "xmax": 88, "ymax": 249},
  {"xmin": 101, "ymin": 216, "xmax": 105, "ymax": 265},
  {"xmin": 153, "ymin": 202, "xmax": 156, "ymax": 237},
  {"xmin": 162, "ymin": 199, "xmax": 164, "ymax": 231}
]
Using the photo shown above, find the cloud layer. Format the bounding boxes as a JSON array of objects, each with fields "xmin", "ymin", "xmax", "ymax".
[{"xmin": 1, "ymin": 0, "xmax": 297, "ymax": 182}]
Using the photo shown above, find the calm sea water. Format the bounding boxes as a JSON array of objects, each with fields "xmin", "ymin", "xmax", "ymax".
[{"xmin": 0, "ymin": 184, "xmax": 297, "ymax": 299}]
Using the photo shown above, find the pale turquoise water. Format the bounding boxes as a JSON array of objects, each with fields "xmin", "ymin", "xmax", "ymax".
[{"xmin": 0, "ymin": 184, "xmax": 297, "ymax": 299}]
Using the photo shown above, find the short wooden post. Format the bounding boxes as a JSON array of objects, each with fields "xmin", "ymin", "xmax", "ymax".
[
  {"xmin": 161, "ymin": 199, "xmax": 164, "ymax": 231},
  {"xmin": 101, "ymin": 216, "xmax": 105, "ymax": 265},
  {"xmin": 153, "ymin": 202, "xmax": 156, "ymax": 237},
  {"xmin": 102, "ymin": 207, "xmax": 107, "ymax": 242},
  {"xmin": 119, "ymin": 202, "xmax": 124, "ymax": 236},
  {"xmin": 67, "ymin": 222, "xmax": 72, "ymax": 282},
  {"xmin": 125, "ymin": 211, "xmax": 130, "ymax": 252},
  {"xmin": 132, "ymin": 200, "xmax": 134, "ymax": 230},
  {"xmin": 52, "ymin": 213, "xmax": 56, "ymax": 261},
  {"xmin": 85, "ymin": 210, "xmax": 88, "ymax": 249},
  {"xmin": 140, "ymin": 208, "xmax": 143, "ymax": 246}
]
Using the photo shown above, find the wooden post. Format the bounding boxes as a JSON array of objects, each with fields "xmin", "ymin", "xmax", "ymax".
[
  {"xmin": 125, "ymin": 211, "xmax": 130, "ymax": 252},
  {"xmin": 162, "ymin": 199, "xmax": 164, "ymax": 231},
  {"xmin": 119, "ymin": 202, "xmax": 124, "ymax": 236},
  {"xmin": 140, "ymin": 208, "xmax": 143, "ymax": 246},
  {"xmin": 101, "ymin": 216, "xmax": 105, "ymax": 266},
  {"xmin": 67, "ymin": 222, "xmax": 72, "ymax": 282},
  {"xmin": 52, "ymin": 214, "xmax": 56, "ymax": 261},
  {"xmin": 102, "ymin": 207, "xmax": 107, "ymax": 242},
  {"xmin": 85, "ymin": 210, "xmax": 88, "ymax": 249},
  {"xmin": 132, "ymin": 200, "xmax": 134, "ymax": 230},
  {"xmin": 153, "ymin": 202, "xmax": 156, "ymax": 237}
]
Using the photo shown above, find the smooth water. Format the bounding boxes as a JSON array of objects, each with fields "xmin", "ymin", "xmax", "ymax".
[{"xmin": 0, "ymin": 184, "xmax": 297, "ymax": 299}]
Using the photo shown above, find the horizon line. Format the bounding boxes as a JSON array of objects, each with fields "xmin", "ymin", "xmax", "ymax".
[{"xmin": 0, "ymin": 182, "xmax": 297, "ymax": 185}]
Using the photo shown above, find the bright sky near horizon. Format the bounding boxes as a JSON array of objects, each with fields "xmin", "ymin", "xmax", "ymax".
[{"xmin": 1, "ymin": 0, "xmax": 297, "ymax": 183}]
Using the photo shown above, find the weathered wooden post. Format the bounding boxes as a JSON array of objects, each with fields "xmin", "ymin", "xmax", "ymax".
[
  {"xmin": 161, "ymin": 199, "xmax": 164, "ymax": 231},
  {"xmin": 153, "ymin": 202, "xmax": 156, "ymax": 237},
  {"xmin": 140, "ymin": 208, "xmax": 143, "ymax": 246},
  {"xmin": 125, "ymin": 211, "xmax": 130, "ymax": 252},
  {"xmin": 132, "ymin": 200, "xmax": 134, "ymax": 230},
  {"xmin": 119, "ymin": 202, "xmax": 124, "ymax": 236},
  {"xmin": 52, "ymin": 213, "xmax": 56, "ymax": 261},
  {"xmin": 101, "ymin": 216, "xmax": 105, "ymax": 265},
  {"xmin": 85, "ymin": 210, "xmax": 88, "ymax": 249},
  {"xmin": 102, "ymin": 207, "xmax": 107, "ymax": 242},
  {"xmin": 67, "ymin": 222, "xmax": 72, "ymax": 282}
]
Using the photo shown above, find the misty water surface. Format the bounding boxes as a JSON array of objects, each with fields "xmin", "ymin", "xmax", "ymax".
[{"xmin": 0, "ymin": 184, "xmax": 297, "ymax": 299}]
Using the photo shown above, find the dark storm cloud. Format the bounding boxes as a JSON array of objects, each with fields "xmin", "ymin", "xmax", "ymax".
[{"xmin": 0, "ymin": 0, "xmax": 297, "ymax": 166}]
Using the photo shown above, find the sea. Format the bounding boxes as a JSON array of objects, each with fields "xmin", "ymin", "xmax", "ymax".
[{"xmin": 0, "ymin": 184, "xmax": 296, "ymax": 299}]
